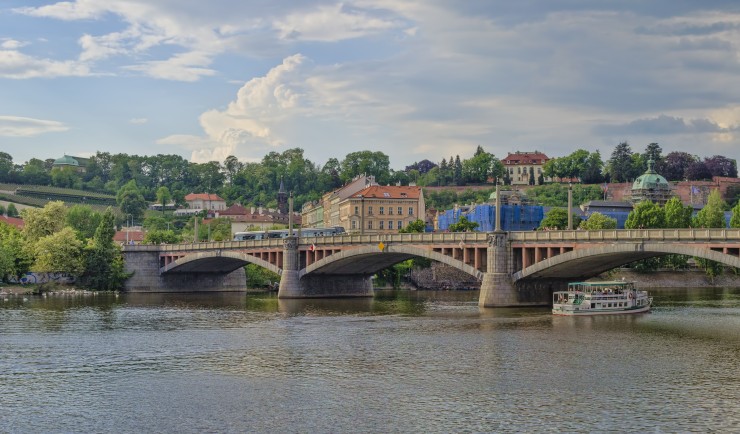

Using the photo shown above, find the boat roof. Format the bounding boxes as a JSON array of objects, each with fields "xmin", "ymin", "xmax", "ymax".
[{"xmin": 568, "ymin": 281, "xmax": 633, "ymax": 286}]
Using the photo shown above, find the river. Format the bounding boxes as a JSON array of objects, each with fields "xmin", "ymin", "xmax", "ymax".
[{"xmin": 1, "ymin": 287, "xmax": 738, "ymax": 433}]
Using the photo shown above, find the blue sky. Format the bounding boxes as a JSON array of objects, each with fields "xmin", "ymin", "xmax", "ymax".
[{"xmin": 2, "ymin": 0, "xmax": 740, "ymax": 169}]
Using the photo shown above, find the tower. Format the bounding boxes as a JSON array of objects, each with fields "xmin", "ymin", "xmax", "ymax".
[{"xmin": 277, "ymin": 177, "xmax": 288, "ymax": 214}]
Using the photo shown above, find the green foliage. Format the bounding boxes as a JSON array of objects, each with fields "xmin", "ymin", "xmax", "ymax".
[
  {"xmin": 731, "ymin": 201, "xmax": 740, "ymax": 228},
  {"xmin": 663, "ymin": 197, "xmax": 693, "ymax": 228},
  {"xmin": 0, "ymin": 222, "xmax": 32, "ymax": 281},
  {"xmin": 0, "ymin": 204, "xmax": 5, "ymax": 216},
  {"xmin": 32, "ymin": 227, "xmax": 84, "ymax": 275},
  {"xmin": 156, "ymin": 186, "xmax": 172, "ymax": 214},
  {"xmin": 144, "ymin": 230, "xmax": 182, "ymax": 244},
  {"xmin": 625, "ymin": 201, "xmax": 665, "ymax": 229},
  {"xmin": 116, "ymin": 180, "xmax": 147, "ymax": 221},
  {"xmin": 21, "ymin": 200, "xmax": 68, "ymax": 243},
  {"xmin": 245, "ymin": 264, "xmax": 279, "ymax": 289},
  {"xmin": 539, "ymin": 208, "xmax": 582, "ymax": 230},
  {"xmin": 399, "ymin": 219, "xmax": 426, "ymax": 233},
  {"xmin": 66, "ymin": 204, "xmax": 103, "ymax": 240},
  {"xmin": 693, "ymin": 189, "xmax": 726, "ymax": 228},
  {"xmin": 694, "ymin": 257, "xmax": 723, "ymax": 282},
  {"xmin": 526, "ymin": 183, "xmax": 603, "ymax": 207},
  {"xmin": 579, "ymin": 212, "xmax": 617, "ymax": 230},
  {"xmin": 448, "ymin": 216, "xmax": 479, "ymax": 232},
  {"xmin": 79, "ymin": 209, "xmax": 130, "ymax": 290},
  {"xmin": 6, "ymin": 203, "xmax": 18, "ymax": 217}
]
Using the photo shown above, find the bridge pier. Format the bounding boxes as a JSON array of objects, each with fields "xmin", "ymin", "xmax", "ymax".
[
  {"xmin": 278, "ymin": 237, "xmax": 373, "ymax": 298},
  {"xmin": 479, "ymin": 232, "xmax": 549, "ymax": 307},
  {"xmin": 123, "ymin": 250, "xmax": 246, "ymax": 292}
]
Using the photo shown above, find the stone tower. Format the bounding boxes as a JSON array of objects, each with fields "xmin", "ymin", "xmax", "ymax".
[{"xmin": 277, "ymin": 177, "xmax": 288, "ymax": 214}]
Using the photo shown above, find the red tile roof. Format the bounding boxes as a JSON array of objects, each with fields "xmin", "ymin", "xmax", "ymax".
[
  {"xmin": 113, "ymin": 230, "xmax": 144, "ymax": 243},
  {"xmin": 219, "ymin": 204, "xmax": 248, "ymax": 215},
  {"xmin": 351, "ymin": 185, "xmax": 421, "ymax": 199},
  {"xmin": 0, "ymin": 215, "xmax": 24, "ymax": 229},
  {"xmin": 502, "ymin": 152, "xmax": 550, "ymax": 164},
  {"xmin": 184, "ymin": 193, "xmax": 225, "ymax": 201}
]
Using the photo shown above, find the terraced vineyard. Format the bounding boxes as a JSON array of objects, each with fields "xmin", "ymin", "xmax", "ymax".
[{"xmin": 0, "ymin": 183, "xmax": 118, "ymax": 209}]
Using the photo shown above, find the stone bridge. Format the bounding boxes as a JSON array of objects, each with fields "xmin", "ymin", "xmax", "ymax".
[{"xmin": 122, "ymin": 228, "xmax": 740, "ymax": 307}]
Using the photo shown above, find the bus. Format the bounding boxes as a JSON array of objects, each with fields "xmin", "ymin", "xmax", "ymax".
[{"xmin": 233, "ymin": 226, "xmax": 346, "ymax": 241}]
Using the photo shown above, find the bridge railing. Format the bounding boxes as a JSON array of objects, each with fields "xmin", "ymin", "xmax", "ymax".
[
  {"xmin": 509, "ymin": 228, "xmax": 740, "ymax": 242},
  {"xmin": 122, "ymin": 232, "xmax": 492, "ymax": 253}
]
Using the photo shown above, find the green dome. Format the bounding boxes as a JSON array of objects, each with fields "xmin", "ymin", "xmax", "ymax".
[
  {"xmin": 53, "ymin": 155, "xmax": 79, "ymax": 166},
  {"xmin": 632, "ymin": 160, "xmax": 669, "ymax": 191}
]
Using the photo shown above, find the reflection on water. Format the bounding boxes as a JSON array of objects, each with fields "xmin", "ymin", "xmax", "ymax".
[{"xmin": 0, "ymin": 287, "xmax": 738, "ymax": 433}]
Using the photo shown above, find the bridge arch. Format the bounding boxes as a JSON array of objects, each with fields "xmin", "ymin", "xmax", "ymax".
[
  {"xmin": 161, "ymin": 251, "xmax": 282, "ymax": 275},
  {"xmin": 514, "ymin": 242, "xmax": 740, "ymax": 281},
  {"xmin": 300, "ymin": 244, "xmax": 484, "ymax": 280}
]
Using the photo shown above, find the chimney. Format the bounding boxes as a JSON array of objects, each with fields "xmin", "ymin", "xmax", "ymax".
[
  {"xmin": 251, "ymin": 206, "xmax": 255, "ymax": 214},
  {"xmin": 258, "ymin": 206, "xmax": 263, "ymax": 214}
]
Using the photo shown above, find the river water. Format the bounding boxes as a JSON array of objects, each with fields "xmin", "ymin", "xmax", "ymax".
[{"xmin": 1, "ymin": 287, "xmax": 738, "ymax": 433}]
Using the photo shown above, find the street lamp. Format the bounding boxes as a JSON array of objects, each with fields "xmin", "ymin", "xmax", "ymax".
[
  {"xmin": 359, "ymin": 194, "xmax": 365, "ymax": 235},
  {"xmin": 567, "ymin": 182, "xmax": 573, "ymax": 230},
  {"xmin": 126, "ymin": 214, "xmax": 132, "ymax": 244}
]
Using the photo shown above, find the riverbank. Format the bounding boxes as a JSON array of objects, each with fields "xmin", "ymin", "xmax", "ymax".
[{"xmin": 608, "ymin": 269, "xmax": 740, "ymax": 288}]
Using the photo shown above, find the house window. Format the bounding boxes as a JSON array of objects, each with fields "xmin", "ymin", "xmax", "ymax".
[
  {"xmin": 408, "ymin": 207, "xmax": 414, "ymax": 216},
  {"xmin": 354, "ymin": 206, "xmax": 359, "ymax": 215},
  {"xmin": 397, "ymin": 207, "xmax": 402, "ymax": 215},
  {"xmin": 388, "ymin": 220, "xmax": 392, "ymax": 230},
  {"xmin": 368, "ymin": 221, "xmax": 373, "ymax": 230},
  {"xmin": 379, "ymin": 206, "xmax": 384, "ymax": 215},
  {"xmin": 368, "ymin": 206, "xmax": 373, "ymax": 215},
  {"xmin": 397, "ymin": 221, "xmax": 403, "ymax": 229},
  {"xmin": 379, "ymin": 221, "xmax": 384, "ymax": 229},
  {"xmin": 351, "ymin": 221, "xmax": 357, "ymax": 229},
  {"xmin": 388, "ymin": 207, "xmax": 393, "ymax": 215}
]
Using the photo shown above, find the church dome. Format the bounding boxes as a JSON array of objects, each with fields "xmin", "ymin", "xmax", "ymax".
[
  {"xmin": 632, "ymin": 160, "xmax": 669, "ymax": 191},
  {"xmin": 53, "ymin": 155, "xmax": 79, "ymax": 166}
]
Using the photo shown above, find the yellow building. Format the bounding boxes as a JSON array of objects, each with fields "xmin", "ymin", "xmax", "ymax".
[{"xmin": 340, "ymin": 185, "xmax": 425, "ymax": 234}]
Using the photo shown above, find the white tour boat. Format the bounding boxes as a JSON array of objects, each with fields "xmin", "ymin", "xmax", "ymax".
[{"xmin": 552, "ymin": 281, "xmax": 652, "ymax": 316}]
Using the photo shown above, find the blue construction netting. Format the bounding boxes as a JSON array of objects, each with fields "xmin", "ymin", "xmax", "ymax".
[{"xmin": 438, "ymin": 204, "xmax": 544, "ymax": 232}]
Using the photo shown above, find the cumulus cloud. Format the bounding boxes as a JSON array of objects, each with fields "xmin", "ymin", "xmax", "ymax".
[
  {"xmin": 0, "ymin": 116, "xmax": 68, "ymax": 136},
  {"xmin": 1, "ymin": 39, "xmax": 26, "ymax": 50}
]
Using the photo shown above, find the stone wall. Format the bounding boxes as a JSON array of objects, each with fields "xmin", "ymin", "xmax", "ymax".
[{"xmin": 408, "ymin": 263, "xmax": 480, "ymax": 290}]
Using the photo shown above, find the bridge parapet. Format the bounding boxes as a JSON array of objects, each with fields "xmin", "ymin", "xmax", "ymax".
[{"xmin": 509, "ymin": 228, "xmax": 740, "ymax": 243}]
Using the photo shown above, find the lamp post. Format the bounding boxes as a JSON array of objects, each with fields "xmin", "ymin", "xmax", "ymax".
[
  {"xmin": 567, "ymin": 182, "xmax": 573, "ymax": 230},
  {"xmin": 126, "ymin": 214, "xmax": 132, "ymax": 244},
  {"xmin": 359, "ymin": 194, "xmax": 365, "ymax": 235}
]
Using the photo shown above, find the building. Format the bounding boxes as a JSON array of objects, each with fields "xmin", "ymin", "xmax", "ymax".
[
  {"xmin": 501, "ymin": 151, "xmax": 551, "ymax": 185},
  {"xmin": 52, "ymin": 155, "xmax": 89, "ymax": 173},
  {"xmin": 217, "ymin": 204, "xmax": 300, "ymax": 233},
  {"xmin": 301, "ymin": 175, "xmax": 378, "ymax": 229},
  {"xmin": 630, "ymin": 160, "xmax": 673, "ymax": 206},
  {"xmin": 183, "ymin": 193, "xmax": 227, "ymax": 213},
  {"xmin": 341, "ymin": 185, "xmax": 425, "ymax": 234}
]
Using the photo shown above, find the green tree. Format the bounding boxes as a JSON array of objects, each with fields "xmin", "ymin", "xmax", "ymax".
[
  {"xmin": 0, "ymin": 204, "xmax": 4, "ymax": 216},
  {"xmin": 21, "ymin": 201, "xmax": 68, "ymax": 244},
  {"xmin": 116, "ymin": 180, "xmax": 147, "ymax": 221},
  {"xmin": 340, "ymin": 151, "xmax": 391, "ymax": 185},
  {"xmin": 156, "ymin": 186, "xmax": 172, "ymax": 215},
  {"xmin": 245, "ymin": 264, "xmax": 280, "ymax": 289},
  {"xmin": 607, "ymin": 141, "xmax": 639, "ymax": 183},
  {"xmin": 32, "ymin": 227, "xmax": 85, "ymax": 275},
  {"xmin": 144, "ymin": 230, "xmax": 182, "ymax": 244},
  {"xmin": 663, "ymin": 197, "xmax": 693, "ymax": 228},
  {"xmin": 399, "ymin": 219, "xmax": 426, "ymax": 233},
  {"xmin": 0, "ymin": 221, "xmax": 32, "ymax": 281},
  {"xmin": 6, "ymin": 203, "xmax": 18, "ymax": 217},
  {"xmin": 539, "ymin": 208, "xmax": 581, "ymax": 230},
  {"xmin": 66, "ymin": 204, "xmax": 103, "ymax": 240},
  {"xmin": 625, "ymin": 201, "xmax": 665, "ymax": 229},
  {"xmin": 693, "ymin": 189, "xmax": 726, "ymax": 228},
  {"xmin": 579, "ymin": 212, "xmax": 617, "ymax": 230},
  {"xmin": 79, "ymin": 209, "xmax": 130, "ymax": 290},
  {"xmin": 731, "ymin": 201, "xmax": 740, "ymax": 228},
  {"xmin": 448, "ymin": 216, "xmax": 479, "ymax": 232}
]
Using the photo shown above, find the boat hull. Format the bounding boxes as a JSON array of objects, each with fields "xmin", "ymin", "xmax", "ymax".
[{"xmin": 552, "ymin": 303, "xmax": 651, "ymax": 316}]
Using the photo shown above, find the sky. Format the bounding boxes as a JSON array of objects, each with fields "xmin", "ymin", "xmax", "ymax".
[{"xmin": 2, "ymin": 1, "xmax": 740, "ymax": 170}]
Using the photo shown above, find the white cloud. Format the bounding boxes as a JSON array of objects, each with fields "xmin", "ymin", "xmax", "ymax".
[
  {"xmin": 274, "ymin": 4, "xmax": 400, "ymax": 41},
  {"xmin": 13, "ymin": 0, "xmax": 106, "ymax": 20},
  {"xmin": 1, "ymin": 39, "xmax": 27, "ymax": 50},
  {"xmin": 124, "ymin": 50, "xmax": 217, "ymax": 81},
  {"xmin": 0, "ymin": 49, "xmax": 91, "ymax": 78},
  {"xmin": 0, "ymin": 116, "xmax": 68, "ymax": 136},
  {"xmin": 129, "ymin": 118, "xmax": 148, "ymax": 124}
]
